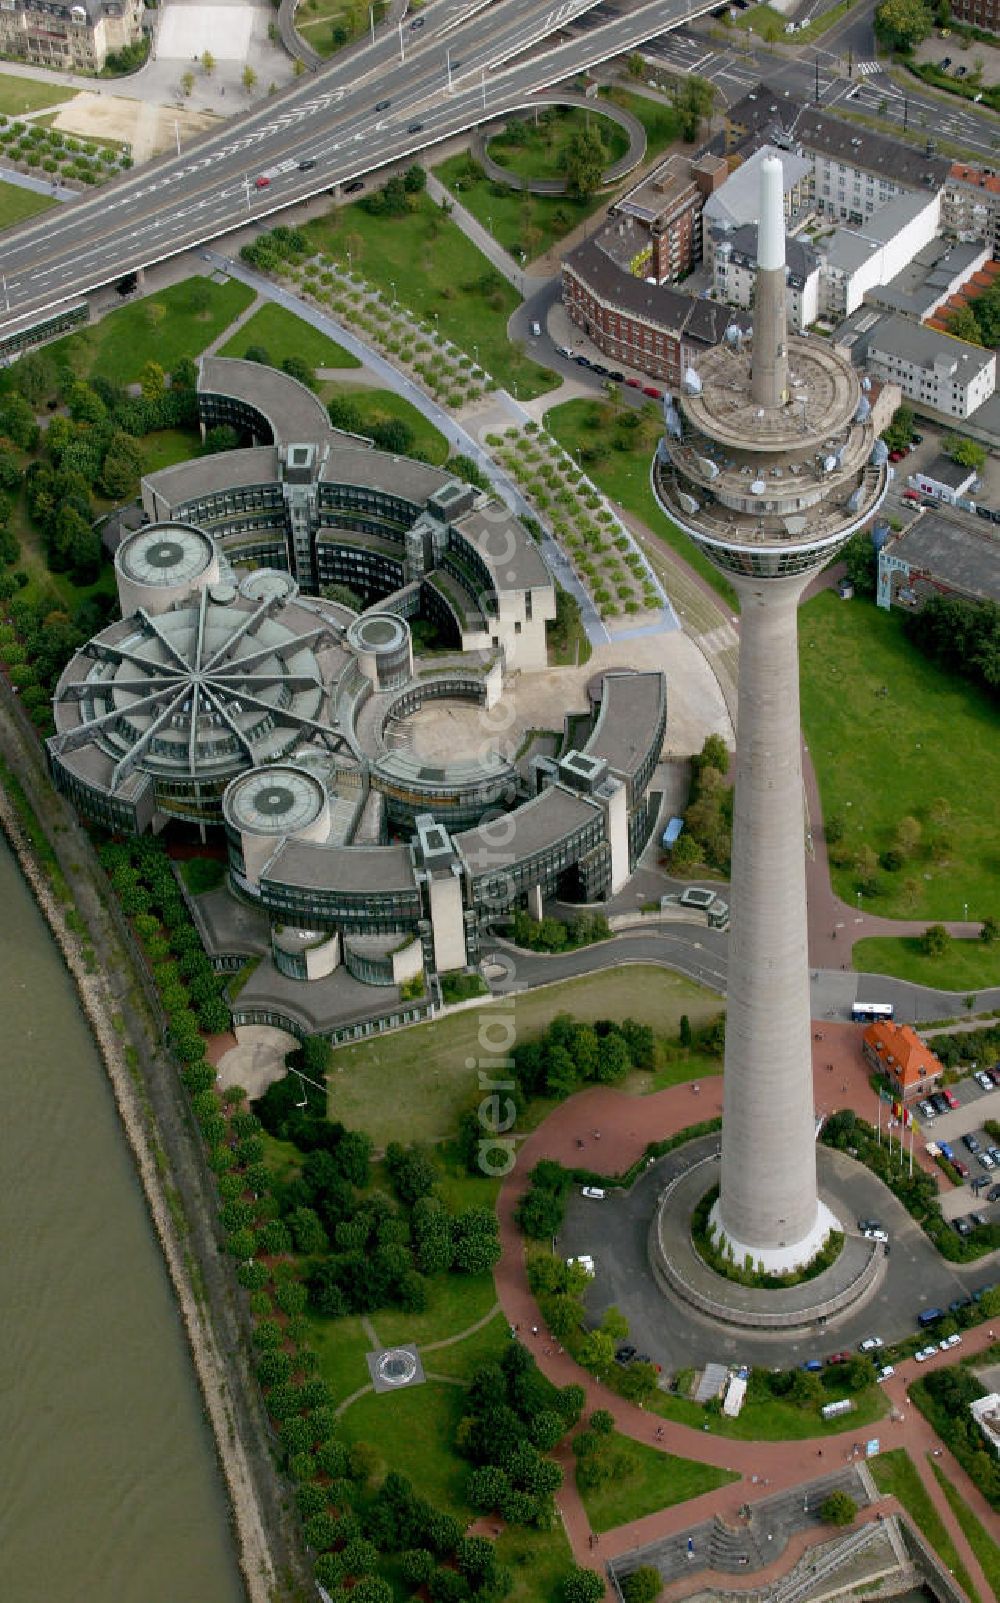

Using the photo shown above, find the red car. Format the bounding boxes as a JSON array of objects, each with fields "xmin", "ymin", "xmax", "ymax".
[
  {"xmin": 901, "ymin": 490, "xmax": 921, "ymax": 504},
  {"xmin": 943, "ymin": 1088, "xmax": 959, "ymax": 1109},
  {"xmin": 642, "ymin": 385, "xmax": 663, "ymax": 399},
  {"xmin": 254, "ymin": 175, "xmax": 271, "ymax": 190},
  {"xmin": 953, "ymin": 1158, "xmax": 970, "ymax": 1178},
  {"xmin": 625, "ymin": 377, "xmax": 643, "ymax": 389},
  {"xmin": 826, "ymin": 1351, "xmax": 851, "ymax": 1365},
  {"xmin": 889, "ymin": 447, "xmax": 907, "ymax": 463}
]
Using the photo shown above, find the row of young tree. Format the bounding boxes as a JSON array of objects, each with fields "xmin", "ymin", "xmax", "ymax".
[{"xmin": 507, "ymin": 1011, "xmax": 657, "ymax": 1103}]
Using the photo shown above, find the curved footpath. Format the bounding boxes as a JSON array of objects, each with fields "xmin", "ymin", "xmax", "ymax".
[{"xmin": 496, "ymin": 1078, "xmax": 998, "ymax": 1600}]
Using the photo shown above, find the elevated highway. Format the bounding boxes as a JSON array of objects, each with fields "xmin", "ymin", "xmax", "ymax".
[{"xmin": 0, "ymin": 0, "xmax": 716, "ymax": 336}]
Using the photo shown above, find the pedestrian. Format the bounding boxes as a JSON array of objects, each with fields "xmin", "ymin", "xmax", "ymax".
[
  {"xmin": 817, "ymin": 1448, "xmax": 823, "ymax": 1458},
  {"xmin": 588, "ymin": 1535, "xmax": 594, "ymax": 1550},
  {"xmin": 531, "ymin": 1324, "xmax": 539, "ymax": 1336},
  {"xmin": 693, "ymin": 1082, "xmax": 700, "ymax": 1095}
]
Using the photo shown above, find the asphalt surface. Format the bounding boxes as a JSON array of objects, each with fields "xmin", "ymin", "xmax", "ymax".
[{"xmin": 0, "ymin": 0, "xmax": 723, "ymax": 330}]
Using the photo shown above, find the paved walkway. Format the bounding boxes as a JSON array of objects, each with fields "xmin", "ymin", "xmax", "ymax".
[{"xmin": 495, "ymin": 1082, "xmax": 998, "ymax": 1600}]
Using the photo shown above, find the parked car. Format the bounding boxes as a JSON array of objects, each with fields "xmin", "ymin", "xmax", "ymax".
[
  {"xmin": 802, "ymin": 1359, "xmax": 824, "ymax": 1372},
  {"xmin": 975, "ymin": 1070, "xmax": 994, "ymax": 1091},
  {"xmin": 581, "ymin": 1186, "xmax": 605, "ymax": 1199},
  {"xmin": 940, "ymin": 1333, "xmax": 962, "ymax": 1350},
  {"xmin": 943, "ymin": 1089, "xmax": 959, "ymax": 1109},
  {"xmin": 979, "ymin": 1150, "xmax": 995, "ymax": 1170},
  {"xmin": 575, "ymin": 355, "xmax": 592, "ymax": 368},
  {"xmin": 987, "ymin": 1183, "xmax": 1000, "ymax": 1202},
  {"xmin": 953, "ymin": 1158, "xmax": 970, "ymax": 1178},
  {"xmin": 988, "ymin": 1147, "xmax": 1000, "ymax": 1165},
  {"xmin": 954, "ymin": 1216, "xmax": 973, "ymax": 1236},
  {"xmin": 858, "ymin": 1336, "xmax": 883, "ymax": 1352},
  {"xmin": 976, "ymin": 505, "xmax": 993, "ymax": 520},
  {"xmin": 911, "ymin": 432, "xmax": 924, "ymax": 444},
  {"xmin": 876, "ymin": 1364, "xmax": 895, "ymax": 1382},
  {"xmin": 970, "ymin": 1210, "xmax": 988, "ymax": 1228},
  {"xmin": 609, "ymin": 370, "xmax": 624, "ymax": 382},
  {"xmin": 955, "ymin": 64, "xmax": 968, "ymax": 76},
  {"xmin": 902, "ymin": 489, "xmax": 922, "ymax": 504},
  {"xmin": 962, "ymin": 1132, "xmax": 981, "ymax": 1153},
  {"xmin": 591, "ymin": 363, "xmax": 610, "ymax": 377},
  {"xmin": 625, "ymin": 376, "xmax": 643, "ymax": 389},
  {"xmin": 918, "ymin": 1099, "xmax": 936, "ymax": 1119},
  {"xmin": 615, "ymin": 1344, "xmax": 637, "ymax": 1365},
  {"xmin": 342, "ymin": 179, "xmax": 365, "ymax": 194},
  {"xmin": 826, "ymin": 1351, "xmax": 852, "ymax": 1365},
  {"xmin": 917, "ymin": 1308, "xmax": 943, "ymax": 1327},
  {"xmin": 938, "ymin": 1139, "xmax": 955, "ymax": 1161},
  {"xmin": 939, "ymin": 56, "xmax": 952, "ymax": 68},
  {"xmin": 642, "ymin": 385, "xmax": 663, "ymax": 399},
  {"xmin": 889, "ymin": 448, "xmax": 907, "ymax": 462},
  {"xmin": 915, "ymin": 1344, "xmax": 938, "ymax": 1362}
]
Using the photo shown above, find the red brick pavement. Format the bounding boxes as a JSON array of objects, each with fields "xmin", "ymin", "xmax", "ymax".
[{"xmin": 496, "ymin": 1064, "xmax": 993, "ymax": 1601}]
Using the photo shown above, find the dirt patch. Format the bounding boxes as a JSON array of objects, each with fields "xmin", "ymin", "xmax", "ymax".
[{"xmin": 50, "ymin": 92, "xmax": 221, "ymax": 162}]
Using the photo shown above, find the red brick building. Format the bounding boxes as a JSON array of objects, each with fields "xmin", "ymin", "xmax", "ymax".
[
  {"xmin": 611, "ymin": 151, "xmax": 729, "ymax": 283},
  {"xmin": 561, "ymin": 236, "xmax": 746, "ymax": 385},
  {"xmin": 946, "ymin": 0, "xmax": 999, "ymax": 32}
]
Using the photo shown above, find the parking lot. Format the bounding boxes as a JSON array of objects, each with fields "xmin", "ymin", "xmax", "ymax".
[{"xmin": 916, "ymin": 1072, "xmax": 1000, "ymax": 1230}]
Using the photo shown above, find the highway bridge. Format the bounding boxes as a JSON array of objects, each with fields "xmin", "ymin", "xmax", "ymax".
[{"xmin": 0, "ymin": 0, "xmax": 716, "ymax": 337}]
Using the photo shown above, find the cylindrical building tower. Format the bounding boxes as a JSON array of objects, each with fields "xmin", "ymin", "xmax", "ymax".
[{"xmin": 654, "ymin": 156, "xmax": 890, "ymax": 1272}]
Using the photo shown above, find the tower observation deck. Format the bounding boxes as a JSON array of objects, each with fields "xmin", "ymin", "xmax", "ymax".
[{"xmin": 653, "ymin": 155, "xmax": 889, "ymax": 1272}]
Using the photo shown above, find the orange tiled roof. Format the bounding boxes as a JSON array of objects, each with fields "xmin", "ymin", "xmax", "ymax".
[
  {"xmin": 949, "ymin": 163, "xmax": 1000, "ymax": 196},
  {"xmin": 863, "ymin": 1021, "xmax": 942, "ymax": 1087}
]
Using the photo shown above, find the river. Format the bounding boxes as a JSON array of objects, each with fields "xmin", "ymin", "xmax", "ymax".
[{"xmin": 0, "ymin": 836, "xmax": 245, "ymax": 1603}]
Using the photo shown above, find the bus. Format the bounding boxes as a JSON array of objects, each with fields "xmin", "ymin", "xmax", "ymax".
[{"xmin": 851, "ymin": 1002, "xmax": 895, "ymax": 1023}]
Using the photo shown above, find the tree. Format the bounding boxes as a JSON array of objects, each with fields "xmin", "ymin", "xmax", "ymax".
[
  {"xmin": 515, "ymin": 1184, "xmax": 566, "ymax": 1239},
  {"xmin": 980, "ymin": 917, "xmax": 999, "ymax": 943},
  {"xmin": 921, "ymin": 923, "xmax": 950, "ymax": 958},
  {"xmin": 242, "ymin": 63, "xmax": 258, "ymax": 93},
  {"xmin": 328, "ymin": 395, "xmax": 365, "ymax": 434},
  {"xmin": 564, "ymin": 120, "xmax": 607, "ymax": 200},
  {"xmin": 947, "ymin": 304, "xmax": 983, "ymax": 345},
  {"xmin": 679, "ymin": 1013, "xmax": 693, "ymax": 1048},
  {"xmin": 188, "ymin": 278, "xmax": 212, "ymax": 315},
  {"xmin": 562, "ymin": 1567, "xmax": 605, "ymax": 1603},
  {"xmin": 819, "ymin": 1490, "xmax": 857, "ymax": 1526},
  {"xmin": 146, "ymin": 301, "xmax": 167, "ymax": 334},
  {"xmin": 874, "ymin": 0, "xmax": 933, "ymax": 49},
  {"xmin": 181, "ymin": 70, "xmax": 194, "ymax": 97},
  {"xmin": 100, "ymin": 431, "xmax": 142, "ymax": 499},
  {"xmin": 203, "ymin": 425, "xmax": 241, "ymax": 454},
  {"xmin": 202, "ymin": 50, "xmax": 215, "ymax": 74},
  {"xmin": 882, "ymin": 405, "xmax": 915, "ymax": 453},
  {"xmin": 578, "ymin": 1329, "xmax": 615, "ymax": 1377},
  {"xmin": 139, "ymin": 360, "xmax": 166, "ymax": 401},
  {"xmin": 403, "ymin": 163, "xmax": 426, "ymax": 193},
  {"xmin": 673, "ymin": 76, "xmax": 715, "ymax": 142},
  {"xmin": 622, "ymin": 1569, "xmax": 663, "ymax": 1603},
  {"xmin": 894, "ymin": 815, "xmax": 922, "ymax": 859},
  {"xmin": 452, "ymin": 1207, "xmax": 501, "ymax": 1274},
  {"xmin": 594, "ymin": 1031, "xmax": 630, "ymax": 1084},
  {"xmin": 282, "ymin": 354, "xmax": 316, "ymax": 389},
  {"xmin": 942, "ymin": 434, "xmax": 987, "ymax": 472}
]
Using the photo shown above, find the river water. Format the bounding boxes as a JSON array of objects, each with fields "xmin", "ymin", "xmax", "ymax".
[{"xmin": 0, "ymin": 837, "xmax": 245, "ymax": 1603}]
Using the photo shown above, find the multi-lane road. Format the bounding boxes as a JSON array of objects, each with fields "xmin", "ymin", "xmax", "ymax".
[{"xmin": 0, "ymin": 0, "xmax": 720, "ymax": 333}]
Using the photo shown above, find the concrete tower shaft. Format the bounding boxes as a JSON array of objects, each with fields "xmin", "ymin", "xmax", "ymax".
[{"xmin": 751, "ymin": 155, "xmax": 788, "ymax": 413}]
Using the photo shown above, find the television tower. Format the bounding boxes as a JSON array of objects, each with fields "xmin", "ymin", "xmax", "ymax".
[{"xmin": 655, "ymin": 156, "xmax": 889, "ymax": 1271}]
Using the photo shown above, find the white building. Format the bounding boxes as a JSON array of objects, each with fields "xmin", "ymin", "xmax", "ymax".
[
  {"xmin": 711, "ymin": 223, "xmax": 821, "ymax": 331},
  {"xmin": 703, "ymin": 145, "xmax": 814, "ymax": 255},
  {"xmin": 818, "ymin": 191, "xmax": 941, "ymax": 320},
  {"xmin": 906, "ymin": 453, "xmax": 979, "ymax": 505},
  {"xmin": 849, "ymin": 314, "xmax": 995, "ymax": 420},
  {"xmin": 943, "ymin": 163, "xmax": 1000, "ymax": 257}
]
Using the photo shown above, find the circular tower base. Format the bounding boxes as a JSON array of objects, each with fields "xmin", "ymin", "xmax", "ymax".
[
  {"xmin": 709, "ymin": 1196, "xmax": 843, "ymax": 1278},
  {"xmin": 649, "ymin": 1149, "xmax": 883, "ymax": 1333}
]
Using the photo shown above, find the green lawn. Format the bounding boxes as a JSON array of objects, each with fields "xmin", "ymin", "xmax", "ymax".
[
  {"xmin": 218, "ymin": 300, "xmax": 359, "ymax": 370},
  {"xmin": 139, "ymin": 427, "xmax": 202, "ymax": 477},
  {"xmin": 651, "ymin": 1384, "xmax": 888, "ymax": 1441},
  {"xmin": 434, "ymin": 152, "xmax": 604, "ymax": 263},
  {"xmin": 327, "ymin": 965, "xmax": 720, "ymax": 1147},
  {"xmin": 931, "ymin": 1460, "xmax": 1000, "ymax": 1599},
  {"xmin": 423, "ymin": 1309, "xmax": 513, "ymax": 1381},
  {"xmin": 871, "ymin": 1450, "xmax": 981, "ymax": 1603},
  {"xmin": 292, "ymin": 0, "xmax": 384, "ymax": 56},
  {"xmin": 496, "ymin": 1523, "xmax": 578, "ymax": 1603},
  {"xmin": 307, "ymin": 1313, "xmax": 374, "ymax": 1407},
  {"xmin": 487, "ymin": 107, "xmax": 629, "ymax": 184},
  {"xmin": 45, "ymin": 276, "xmax": 255, "ymax": 385},
  {"xmin": 0, "ymin": 179, "xmax": 57, "ymax": 230},
  {"xmin": 599, "ymin": 87, "xmax": 682, "ymax": 162},
  {"xmin": 579, "ymin": 1435, "xmax": 738, "ymax": 1533},
  {"xmin": 303, "ymin": 195, "xmax": 558, "ymax": 399},
  {"xmin": 372, "ymin": 1270, "xmax": 497, "ymax": 1350},
  {"xmin": 641, "ymin": 1048, "xmax": 723, "ymax": 1095},
  {"xmin": 338, "ymin": 1381, "xmax": 473, "ymax": 1514},
  {"xmin": 853, "ymin": 936, "xmax": 1000, "ymax": 994},
  {"xmin": 321, "ymin": 381, "xmax": 449, "ymax": 465},
  {"xmin": 542, "ymin": 398, "xmax": 738, "ymax": 607},
  {"xmin": 0, "ymin": 72, "xmax": 78, "ymax": 116},
  {"xmin": 800, "ymin": 593, "xmax": 1000, "ymax": 921}
]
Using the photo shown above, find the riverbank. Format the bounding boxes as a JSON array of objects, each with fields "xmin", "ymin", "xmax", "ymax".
[{"xmin": 0, "ymin": 686, "xmax": 301, "ymax": 1603}]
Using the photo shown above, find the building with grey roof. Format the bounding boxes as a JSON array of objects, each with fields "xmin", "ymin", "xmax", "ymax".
[
  {"xmin": 836, "ymin": 311, "xmax": 995, "ymax": 420},
  {"xmin": 703, "ymin": 144, "xmax": 813, "ymax": 235},
  {"xmin": 869, "ymin": 239, "xmax": 991, "ymax": 322},
  {"xmin": 877, "ymin": 507, "xmax": 1000, "ymax": 612},
  {"xmin": 710, "ymin": 222, "xmax": 820, "ymax": 331}
]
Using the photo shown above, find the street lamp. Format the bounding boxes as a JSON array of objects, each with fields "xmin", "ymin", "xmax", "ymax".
[
  {"xmin": 369, "ymin": 2, "xmax": 376, "ymax": 45},
  {"xmin": 964, "ymin": 902, "xmax": 968, "ymax": 922},
  {"xmin": 857, "ymin": 890, "xmax": 862, "ymax": 912},
  {"xmin": 390, "ymin": 278, "xmax": 396, "ymax": 305}
]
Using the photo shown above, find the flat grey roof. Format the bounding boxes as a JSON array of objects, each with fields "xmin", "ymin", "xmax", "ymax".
[
  {"xmin": 320, "ymin": 447, "xmax": 447, "ymax": 507},
  {"xmin": 872, "ymin": 239, "xmax": 988, "ymax": 319},
  {"xmin": 455, "ymin": 784, "xmax": 600, "ymax": 872},
  {"xmin": 453, "ymin": 506, "xmax": 551, "ymax": 592},
  {"xmin": 584, "ymin": 671, "xmax": 665, "ymax": 778},
  {"xmin": 866, "ymin": 313, "xmax": 995, "ymax": 378},
  {"xmin": 704, "ymin": 144, "xmax": 812, "ymax": 231},
  {"xmin": 263, "ymin": 839, "xmax": 417, "ymax": 894},
  {"xmin": 144, "ymin": 446, "xmax": 281, "ymax": 507},
  {"xmin": 199, "ymin": 356, "xmax": 331, "ymax": 444},
  {"xmin": 892, "ymin": 513, "xmax": 1000, "ymax": 605},
  {"xmin": 920, "ymin": 454, "xmax": 975, "ymax": 490},
  {"xmin": 716, "ymin": 221, "xmax": 818, "ymax": 286}
]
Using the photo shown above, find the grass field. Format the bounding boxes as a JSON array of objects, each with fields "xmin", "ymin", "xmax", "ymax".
[
  {"xmin": 303, "ymin": 194, "xmax": 558, "ymax": 399},
  {"xmin": 800, "ymin": 593, "xmax": 1000, "ymax": 922},
  {"xmin": 0, "ymin": 73, "xmax": 77, "ymax": 116},
  {"xmin": 871, "ymin": 1450, "xmax": 981, "ymax": 1603},
  {"xmin": 434, "ymin": 151, "xmax": 603, "ymax": 263},
  {"xmin": 931, "ymin": 1460, "xmax": 1000, "ymax": 1598},
  {"xmin": 292, "ymin": 0, "xmax": 384, "ymax": 56},
  {"xmin": 217, "ymin": 300, "xmax": 359, "ymax": 370},
  {"xmin": 542, "ymin": 398, "xmax": 739, "ymax": 608},
  {"xmin": 579, "ymin": 1435, "xmax": 738, "ymax": 1533},
  {"xmin": 423, "ymin": 1309, "xmax": 512, "ymax": 1381},
  {"xmin": 652, "ymin": 1384, "xmax": 888, "ymax": 1441},
  {"xmin": 321, "ymin": 381, "xmax": 449, "ymax": 465},
  {"xmin": 599, "ymin": 87, "xmax": 682, "ymax": 162},
  {"xmin": 487, "ymin": 106, "xmax": 629, "ymax": 184},
  {"xmin": 326, "ymin": 965, "xmax": 720, "ymax": 1146},
  {"xmin": 46, "ymin": 276, "xmax": 255, "ymax": 385},
  {"xmin": 139, "ymin": 427, "xmax": 202, "ymax": 477},
  {"xmin": 853, "ymin": 936, "xmax": 1000, "ymax": 994},
  {"xmin": 306, "ymin": 1313, "xmax": 373, "ymax": 1406},
  {"xmin": 339, "ymin": 1381, "xmax": 472, "ymax": 1512},
  {"xmin": 0, "ymin": 179, "xmax": 57, "ymax": 230},
  {"xmin": 372, "ymin": 1270, "xmax": 498, "ymax": 1350}
]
